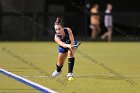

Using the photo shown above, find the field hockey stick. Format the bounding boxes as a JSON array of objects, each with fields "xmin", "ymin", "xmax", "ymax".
[{"xmin": 72, "ymin": 42, "xmax": 81, "ymax": 47}]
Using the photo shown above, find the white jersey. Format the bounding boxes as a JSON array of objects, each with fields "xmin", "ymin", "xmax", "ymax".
[{"xmin": 104, "ymin": 10, "xmax": 113, "ymax": 27}]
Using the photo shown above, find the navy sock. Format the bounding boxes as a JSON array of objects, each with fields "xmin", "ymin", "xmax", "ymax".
[
  {"xmin": 56, "ymin": 64, "xmax": 63, "ymax": 72},
  {"xmin": 68, "ymin": 57, "xmax": 75, "ymax": 73}
]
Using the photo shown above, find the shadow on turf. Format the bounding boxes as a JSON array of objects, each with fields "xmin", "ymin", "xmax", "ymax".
[
  {"xmin": 74, "ymin": 75, "xmax": 125, "ymax": 80},
  {"xmin": 2, "ymin": 47, "xmax": 68, "ymax": 86},
  {"xmin": 76, "ymin": 50, "xmax": 137, "ymax": 86}
]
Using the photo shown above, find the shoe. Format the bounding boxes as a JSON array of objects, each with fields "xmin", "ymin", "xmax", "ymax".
[
  {"xmin": 52, "ymin": 70, "xmax": 61, "ymax": 77},
  {"xmin": 67, "ymin": 73, "xmax": 73, "ymax": 78},
  {"xmin": 101, "ymin": 35, "xmax": 105, "ymax": 40}
]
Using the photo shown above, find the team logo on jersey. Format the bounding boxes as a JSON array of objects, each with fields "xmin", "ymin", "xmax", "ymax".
[{"xmin": 66, "ymin": 40, "xmax": 71, "ymax": 44}]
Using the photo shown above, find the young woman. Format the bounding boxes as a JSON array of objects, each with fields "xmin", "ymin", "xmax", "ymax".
[
  {"xmin": 52, "ymin": 17, "xmax": 77, "ymax": 78},
  {"xmin": 90, "ymin": 4, "xmax": 100, "ymax": 40},
  {"xmin": 101, "ymin": 4, "xmax": 113, "ymax": 41}
]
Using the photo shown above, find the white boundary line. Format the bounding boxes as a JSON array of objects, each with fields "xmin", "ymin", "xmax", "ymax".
[{"xmin": 0, "ymin": 68, "xmax": 57, "ymax": 93}]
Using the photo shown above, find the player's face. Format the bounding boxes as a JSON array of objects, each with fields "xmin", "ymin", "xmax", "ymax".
[
  {"xmin": 107, "ymin": 4, "xmax": 112, "ymax": 10},
  {"xmin": 54, "ymin": 25, "xmax": 64, "ymax": 36},
  {"xmin": 95, "ymin": 4, "xmax": 99, "ymax": 10}
]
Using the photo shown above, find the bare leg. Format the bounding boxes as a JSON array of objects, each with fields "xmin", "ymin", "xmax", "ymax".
[
  {"xmin": 101, "ymin": 31, "xmax": 108, "ymax": 39},
  {"xmin": 97, "ymin": 25, "xmax": 101, "ymax": 35},
  {"xmin": 107, "ymin": 28, "xmax": 112, "ymax": 41},
  {"xmin": 52, "ymin": 52, "xmax": 67, "ymax": 77},
  {"xmin": 91, "ymin": 29, "xmax": 97, "ymax": 40},
  {"xmin": 57, "ymin": 52, "xmax": 67, "ymax": 66},
  {"xmin": 101, "ymin": 27, "xmax": 112, "ymax": 41}
]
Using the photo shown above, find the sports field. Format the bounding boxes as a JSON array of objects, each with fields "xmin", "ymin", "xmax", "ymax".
[{"xmin": 0, "ymin": 42, "xmax": 140, "ymax": 93}]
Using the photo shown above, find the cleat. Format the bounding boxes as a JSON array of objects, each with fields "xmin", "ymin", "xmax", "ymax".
[
  {"xmin": 67, "ymin": 73, "xmax": 73, "ymax": 78},
  {"xmin": 52, "ymin": 70, "xmax": 61, "ymax": 77}
]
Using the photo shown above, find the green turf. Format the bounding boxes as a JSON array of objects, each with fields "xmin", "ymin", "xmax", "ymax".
[{"xmin": 0, "ymin": 42, "xmax": 140, "ymax": 93}]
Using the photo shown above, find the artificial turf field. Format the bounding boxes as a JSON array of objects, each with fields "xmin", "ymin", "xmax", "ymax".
[{"xmin": 0, "ymin": 42, "xmax": 140, "ymax": 93}]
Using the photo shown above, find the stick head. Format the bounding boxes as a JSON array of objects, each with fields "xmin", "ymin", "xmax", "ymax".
[{"xmin": 73, "ymin": 43, "xmax": 81, "ymax": 47}]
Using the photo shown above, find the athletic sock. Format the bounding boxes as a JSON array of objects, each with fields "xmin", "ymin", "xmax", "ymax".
[
  {"xmin": 68, "ymin": 57, "xmax": 75, "ymax": 73},
  {"xmin": 56, "ymin": 64, "xmax": 63, "ymax": 72}
]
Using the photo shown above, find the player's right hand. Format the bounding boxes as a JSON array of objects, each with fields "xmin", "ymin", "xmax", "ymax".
[
  {"xmin": 62, "ymin": 43, "xmax": 72, "ymax": 49},
  {"xmin": 66, "ymin": 44, "xmax": 73, "ymax": 49}
]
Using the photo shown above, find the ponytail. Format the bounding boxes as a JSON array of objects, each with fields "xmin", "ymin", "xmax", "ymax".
[{"xmin": 54, "ymin": 17, "xmax": 64, "ymax": 27}]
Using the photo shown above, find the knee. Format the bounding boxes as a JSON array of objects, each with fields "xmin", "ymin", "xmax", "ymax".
[{"xmin": 68, "ymin": 50, "xmax": 74, "ymax": 58}]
